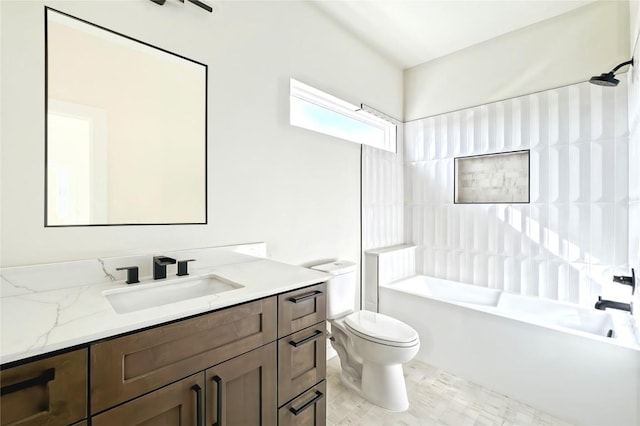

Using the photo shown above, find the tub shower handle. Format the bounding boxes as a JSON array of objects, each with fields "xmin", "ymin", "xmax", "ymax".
[
  {"xmin": 613, "ymin": 268, "xmax": 636, "ymax": 295},
  {"xmin": 289, "ymin": 390, "xmax": 324, "ymax": 416},
  {"xmin": 0, "ymin": 368, "xmax": 55, "ymax": 396},
  {"xmin": 289, "ymin": 330, "xmax": 323, "ymax": 347},
  {"xmin": 212, "ymin": 375, "xmax": 222, "ymax": 426},
  {"xmin": 191, "ymin": 384, "xmax": 203, "ymax": 426},
  {"xmin": 289, "ymin": 290, "xmax": 323, "ymax": 303}
]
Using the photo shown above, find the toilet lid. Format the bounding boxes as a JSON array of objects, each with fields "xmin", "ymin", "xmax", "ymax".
[{"xmin": 344, "ymin": 311, "xmax": 419, "ymax": 346}]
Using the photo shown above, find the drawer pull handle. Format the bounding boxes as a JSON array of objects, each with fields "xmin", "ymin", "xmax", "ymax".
[
  {"xmin": 191, "ymin": 384, "xmax": 203, "ymax": 426},
  {"xmin": 289, "ymin": 290, "xmax": 323, "ymax": 303},
  {"xmin": 0, "ymin": 368, "xmax": 55, "ymax": 396},
  {"xmin": 212, "ymin": 375, "xmax": 222, "ymax": 426},
  {"xmin": 289, "ymin": 330, "xmax": 323, "ymax": 347},
  {"xmin": 289, "ymin": 390, "xmax": 324, "ymax": 416}
]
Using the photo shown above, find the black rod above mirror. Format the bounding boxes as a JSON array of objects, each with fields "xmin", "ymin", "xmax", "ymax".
[{"xmin": 150, "ymin": 0, "xmax": 213, "ymax": 13}]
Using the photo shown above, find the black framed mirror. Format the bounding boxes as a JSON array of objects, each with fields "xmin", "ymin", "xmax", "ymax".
[{"xmin": 45, "ymin": 7, "xmax": 207, "ymax": 226}]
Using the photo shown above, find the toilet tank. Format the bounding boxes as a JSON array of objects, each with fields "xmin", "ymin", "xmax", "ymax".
[{"xmin": 311, "ymin": 261, "xmax": 357, "ymax": 320}]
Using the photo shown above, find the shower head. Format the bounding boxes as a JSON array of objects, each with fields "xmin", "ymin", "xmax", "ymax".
[
  {"xmin": 589, "ymin": 72, "xmax": 620, "ymax": 87},
  {"xmin": 589, "ymin": 58, "xmax": 634, "ymax": 87}
]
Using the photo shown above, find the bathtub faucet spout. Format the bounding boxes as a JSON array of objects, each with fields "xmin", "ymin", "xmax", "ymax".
[{"xmin": 594, "ymin": 296, "xmax": 633, "ymax": 314}]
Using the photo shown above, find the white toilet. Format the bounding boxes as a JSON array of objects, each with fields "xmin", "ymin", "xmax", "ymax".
[{"xmin": 312, "ymin": 260, "xmax": 420, "ymax": 412}]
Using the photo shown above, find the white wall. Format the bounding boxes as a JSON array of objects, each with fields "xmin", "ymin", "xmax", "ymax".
[
  {"xmin": 404, "ymin": 0, "xmax": 630, "ymax": 121},
  {"xmin": 627, "ymin": 5, "xmax": 640, "ymax": 420},
  {"xmin": 628, "ymin": 1, "xmax": 640, "ymax": 312},
  {"xmin": 0, "ymin": 0, "xmax": 402, "ymax": 267},
  {"xmin": 630, "ymin": 0, "xmax": 640, "ymax": 46}
]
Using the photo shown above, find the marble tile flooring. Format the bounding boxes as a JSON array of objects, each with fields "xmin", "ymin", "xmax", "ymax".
[{"xmin": 326, "ymin": 356, "xmax": 573, "ymax": 426}]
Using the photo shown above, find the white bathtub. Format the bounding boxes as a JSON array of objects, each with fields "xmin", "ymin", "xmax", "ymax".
[{"xmin": 380, "ymin": 275, "xmax": 640, "ymax": 426}]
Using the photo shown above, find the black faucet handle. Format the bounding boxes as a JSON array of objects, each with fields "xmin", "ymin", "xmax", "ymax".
[
  {"xmin": 177, "ymin": 259, "xmax": 196, "ymax": 276},
  {"xmin": 116, "ymin": 266, "xmax": 140, "ymax": 284},
  {"xmin": 613, "ymin": 268, "xmax": 636, "ymax": 295}
]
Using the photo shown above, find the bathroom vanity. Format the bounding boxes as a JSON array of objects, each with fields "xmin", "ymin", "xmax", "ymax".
[{"xmin": 0, "ymin": 245, "xmax": 328, "ymax": 425}]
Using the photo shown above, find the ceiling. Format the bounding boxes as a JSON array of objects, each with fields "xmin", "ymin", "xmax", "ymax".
[{"xmin": 312, "ymin": 0, "xmax": 597, "ymax": 70}]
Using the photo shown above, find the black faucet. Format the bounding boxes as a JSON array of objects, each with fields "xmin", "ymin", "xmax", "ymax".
[
  {"xmin": 153, "ymin": 256, "xmax": 176, "ymax": 280},
  {"xmin": 594, "ymin": 296, "xmax": 633, "ymax": 314},
  {"xmin": 612, "ymin": 268, "xmax": 636, "ymax": 295}
]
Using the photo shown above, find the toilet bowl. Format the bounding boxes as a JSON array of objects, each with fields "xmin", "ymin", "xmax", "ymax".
[{"xmin": 311, "ymin": 261, "xmax": 420, "ymax": 412}]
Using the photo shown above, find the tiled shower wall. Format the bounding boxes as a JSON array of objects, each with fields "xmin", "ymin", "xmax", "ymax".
[
  {"xmin": 404, "ymin": 80, "xmax": 631, "ymax": 306},
  {"xmin": 361, "ymin": 128, "xmax": 404, "ymax": 309},
  {"xmin": 362, "ymin": 127, "xmax": 405, "ymax": 251}
]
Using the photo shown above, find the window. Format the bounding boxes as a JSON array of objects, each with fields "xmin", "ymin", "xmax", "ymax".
[{"xmin": 289, "ymin": 78, "xmax": 397, "ymax": 152}]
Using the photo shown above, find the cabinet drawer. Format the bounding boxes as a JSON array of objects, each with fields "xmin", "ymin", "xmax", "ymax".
[
  {"xmin": 0, "ymin": 349, "xmax": 87, "ymax": 426},
  {"xmin": 278, "ymin": 283, "xmax": 326, "ymax": 338},
  {"xmin": 278, "ymin": 323, "xmax": 326, "ymax": 406},
  {"xmin": 278, "ymin": 381, "xmax": 326, "ymax": 426},
  {"xmin": 92, "ymin": 373, "xmax": 203, "ymax": 426},
  {"xmin": 91, "ymin": 297, "xmax": 276, "ymax": 413}
]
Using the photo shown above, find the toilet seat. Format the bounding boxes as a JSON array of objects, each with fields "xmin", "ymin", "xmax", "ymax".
[{"xmin": 344, "ymin": 311, "xmax": 419, "ymax": 347}]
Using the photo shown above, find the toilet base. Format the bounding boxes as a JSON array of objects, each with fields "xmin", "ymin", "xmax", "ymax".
[
  {"xmin": 361, "ymin": 362, "xmax": 409, "ymax": 412},
  {"xmin": 338, "ymin": 360, "xmax": 409, "ymax": 412}
]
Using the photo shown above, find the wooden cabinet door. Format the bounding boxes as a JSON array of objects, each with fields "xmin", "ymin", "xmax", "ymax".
[
  {"xmin": 91, "ymin": 297, "xmax": 276, "ymax": 413},
  {"xmin": 278, "ymin": 324, "xmax": 326, "ymax": 406},
  {"xmin": 278, "ymin": 283, "xmax": 326, "ymax": 338},
  {"xmin": 0, "ymin": 349, "xmax": 87, "ymax": 426},
  {"xmin": 92, "ymin": 373, "xmax": 204, "ymax": 426},
  {"xmin": 205, "ymin": 343, "xmax": 277, "ymax": 426},
  {"xmin": 278, "ymin": 381, "xmax": 326, "ymax": 426}
]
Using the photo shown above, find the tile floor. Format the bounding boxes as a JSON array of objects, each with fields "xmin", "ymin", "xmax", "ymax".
[{"xmin": 326, "ymin": 356, "xmax": 573, "ymax": 426}]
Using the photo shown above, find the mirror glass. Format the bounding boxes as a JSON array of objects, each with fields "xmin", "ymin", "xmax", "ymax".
[{"xmin": 46, "ymin": 8, "xmax": 207, "ymax": 226}]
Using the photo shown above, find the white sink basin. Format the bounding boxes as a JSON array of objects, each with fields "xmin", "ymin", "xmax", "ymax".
[{"xmin": 104, "ymin": 274, "xmax": 244, "ymax": 314}]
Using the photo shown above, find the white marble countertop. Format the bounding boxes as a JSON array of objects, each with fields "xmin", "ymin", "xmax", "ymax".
[{"xmin": 1, "ymin": 246, "xmax": 330, "ymax": 365}]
